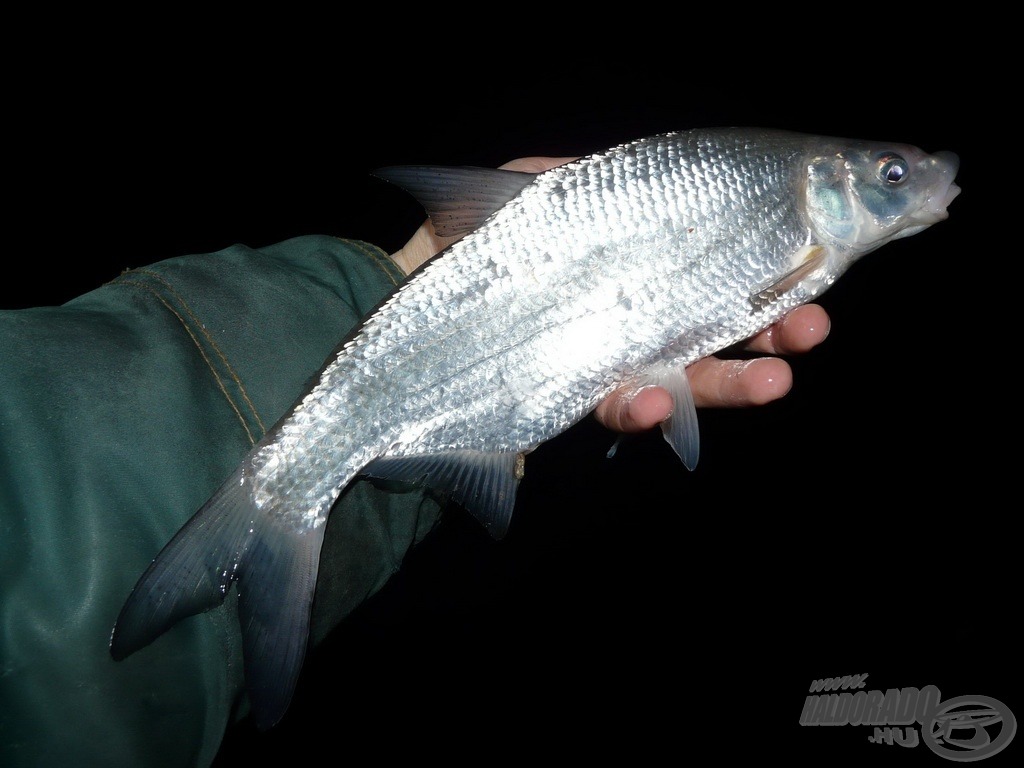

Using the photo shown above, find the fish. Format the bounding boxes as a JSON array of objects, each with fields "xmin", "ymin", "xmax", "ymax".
[{"xmin": 109, "ymin": 127, "xmax": 960, "ymax": 728}]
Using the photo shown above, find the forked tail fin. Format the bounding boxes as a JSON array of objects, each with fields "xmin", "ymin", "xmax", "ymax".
[{"xmin": 109, "ymin": 464, "xmax": 327, "ymax": 729}]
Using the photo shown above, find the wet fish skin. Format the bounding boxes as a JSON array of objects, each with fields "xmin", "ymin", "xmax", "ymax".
[{"xmin": 110, "ymin": 127, "xmax": 960, "ymax": 727}]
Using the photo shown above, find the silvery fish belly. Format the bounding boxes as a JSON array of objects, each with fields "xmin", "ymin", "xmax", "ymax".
[{"xmin": 109, "ymin": 127, "xmax": 960, "ymax": 727}]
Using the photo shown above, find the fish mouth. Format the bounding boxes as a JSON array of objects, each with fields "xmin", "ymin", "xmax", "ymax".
[
  {"xmin": 921, "ymin": 180, "xmax": 960, "ymax": 225},
  {"xmin": 928, "ymin": 150, "xmax": 961, "ymax": 219},
  {"xmin": 894, "ymin": 151, "xmax": 960, "ymax": 240}
]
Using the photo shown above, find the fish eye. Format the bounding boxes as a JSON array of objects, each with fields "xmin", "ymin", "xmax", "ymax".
[{"xmin": 878, "ymin": 154, "xmax": 909, "ymax": 184}]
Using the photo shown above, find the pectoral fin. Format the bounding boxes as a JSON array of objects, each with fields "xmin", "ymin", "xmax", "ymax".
[
  {"xmin": 365, "ymin": 450, "xmax": 524, "ymax": 538},
  {"xmin": 749, "ymin": 244, "xmax": 827, "ymax": 312}
]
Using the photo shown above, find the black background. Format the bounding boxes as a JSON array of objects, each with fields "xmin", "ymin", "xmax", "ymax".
[{"xmin": 6, "ymin": 22, "xmax": 1017, "ymax": 766}]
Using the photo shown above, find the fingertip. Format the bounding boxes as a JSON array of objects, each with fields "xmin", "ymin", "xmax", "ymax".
[
  {"xmin": 743, "ymin": 358, "xmax": 793, "ymax": 405},
  {"xmin": 628, "ymin": 386, "xmax": 674, "ymax": 430},
  {"xmin": 778, "ymin": 304, "xmax": 831, "ymax": 353},
  {"xmin": 596, "ymin": 385, "xmax": 673, "ymax": 433}
]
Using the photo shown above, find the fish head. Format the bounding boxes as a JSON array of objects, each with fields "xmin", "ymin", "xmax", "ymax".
[{"xmin": 803, "ymin": 140, "xmax": 960, "ymax": 255}]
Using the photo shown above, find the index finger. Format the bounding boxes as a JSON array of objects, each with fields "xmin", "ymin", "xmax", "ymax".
[{"xmin": 743, "ymin": 304, "xmax": 830, "ymax": 356}]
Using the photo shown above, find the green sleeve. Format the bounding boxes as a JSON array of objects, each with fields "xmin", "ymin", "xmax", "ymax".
[{"xmin": 0, "ymin": 235, "xmax": 442, "ymax": 768}]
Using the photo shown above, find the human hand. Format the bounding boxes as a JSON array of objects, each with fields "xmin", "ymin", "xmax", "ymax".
[
  {"xmin": 594, "ymin": 304, "xmax": 829, "ymax": 430},
  {"xmin": 389, "ymin": 156, "xmax": 831, "ymax": 433}
]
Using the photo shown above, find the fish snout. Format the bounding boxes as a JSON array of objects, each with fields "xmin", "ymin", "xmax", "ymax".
[{"xmin": 934, "ymin": 150, "xmax": 960, "ymax": 175}]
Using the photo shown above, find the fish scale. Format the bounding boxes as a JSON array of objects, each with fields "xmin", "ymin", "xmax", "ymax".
[{"xmin": 110, "ymin": 127, "xmax": 960, "ymax": 729}]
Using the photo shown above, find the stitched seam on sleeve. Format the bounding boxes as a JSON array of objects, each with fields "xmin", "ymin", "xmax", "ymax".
[
  {"xmin": 113, "ymin": 277, "xmax": 260, "ymax": 447},
  {"xmin": 337, "ymin": 239, "xmax": 403, "ymax": 287},
  {"xmin": 128, "ymin": 269, "xmax": 266, "ymax": 434}
]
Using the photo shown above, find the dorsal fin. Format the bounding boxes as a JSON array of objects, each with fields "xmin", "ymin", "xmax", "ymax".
[{"xmin": 373, "ymin": 166, "xmax": 537, "ymax": 237}]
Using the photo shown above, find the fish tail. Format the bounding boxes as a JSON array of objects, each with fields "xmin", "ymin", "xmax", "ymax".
[{"xmin": 109, "ymin": 464, "xmax": 328, "ymax": 729}]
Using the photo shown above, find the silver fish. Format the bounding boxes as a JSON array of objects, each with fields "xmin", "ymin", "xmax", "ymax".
[{"xmin": 110, "ymin": 127, "xmax": 960, "ymax": 726}]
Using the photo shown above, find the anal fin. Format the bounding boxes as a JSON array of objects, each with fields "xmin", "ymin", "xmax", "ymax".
[{"xmin": 365, "ymin": 450, "xmax": 523, "ymax": 538}]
